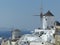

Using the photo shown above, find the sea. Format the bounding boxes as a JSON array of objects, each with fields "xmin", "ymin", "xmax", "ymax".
[{"xmin": 0, "ymin": 28, "xmax": 32, "ymax": 39}]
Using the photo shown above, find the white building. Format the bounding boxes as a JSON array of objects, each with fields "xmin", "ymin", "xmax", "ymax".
[
  {"xmin": 11, "ymin": 29, "xmax": 21, "ymax": 40},
  {"xmin": 1, "ymin": 11, "xmax": 56, "ymax": 45},
  {"xmin": 1, "ymin": 39, "xmax": 11, "ymax": 45},
  {"xmin": 11, "ymin": 39, "xmax": 18, "ymax": 45},
  {"xmin": 18, "ymin": 34, "xmax": 42, "ymax": 45},
  {"xmin": 17, "ymin": 11, "xmax": 56, "ymax": 45},
  {"xmin": 33, "ymin": 11, "xmax": 56, "ymax": 45},
  {"xmin": 30, "ymin": 42, "xmax": 54, "ymax": 45},
  {"xmin": 42, "ymin": 11, "xmax": 55, "ymax": 29}
]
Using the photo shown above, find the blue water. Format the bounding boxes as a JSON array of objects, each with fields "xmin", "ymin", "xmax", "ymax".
[
  {"xmin": 0, "ymin": 30, "xmax": 31, "ymax": 39},
  {"xmin": 0, "ymin": 31, "xmax": 11, "ymax": 38}
]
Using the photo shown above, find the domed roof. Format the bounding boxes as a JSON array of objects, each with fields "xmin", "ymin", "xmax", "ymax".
[
  {"xmin": 12, "ymin": 29, "xmax": 20, "ymax": 32},
  {"xmin": 44, "ymin": 11, "xmax": 54, "ymax": 16}
]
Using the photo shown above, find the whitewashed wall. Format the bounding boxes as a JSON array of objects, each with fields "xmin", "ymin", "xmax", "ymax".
[
  {"xmin": 47, "ymin": 16, "xmax": 55, "ymax": 28},
  {"xmin": 30, "ymin": 42, "xmax": 53, "ymax": 45},
  {"xmin": 42, "ymin": 16, "xmax": 55, "ymax": 29}
]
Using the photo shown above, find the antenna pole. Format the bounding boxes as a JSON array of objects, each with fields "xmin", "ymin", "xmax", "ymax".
[
  {"xmin": 33, "ymin": 0, "xmax": 43, "ymax": 29},
  {"xmin": 40, "ymin": 0, "xmax": 43, "ymax": 28},
  {"xmin": 40, "ymin": 0, "xmax": 43, "ymax": 13}
]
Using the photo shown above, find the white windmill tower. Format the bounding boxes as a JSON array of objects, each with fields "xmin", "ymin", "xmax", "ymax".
[{"xmin": 42, "ymin": 11, "xmax": 55, "ymax": 30}]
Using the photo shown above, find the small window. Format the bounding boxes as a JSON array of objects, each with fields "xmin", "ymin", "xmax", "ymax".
[
  {"xmin": 24, "ymin": 42, "xmax": 26, "ymax": 44},
  {"xmin": 42, "ymin": 42, "xmax": 44, "ymax": 44},
  {"xmin": 51, "ymin": 26, "xmax": 54, "ymax": 28},
  {"xmin": 46, "ymin": 18, "xmax": 47, "ymax": 21},
  {"xmin": 40, "ymin": 31, "xmax": 44, "ymax": 36}
]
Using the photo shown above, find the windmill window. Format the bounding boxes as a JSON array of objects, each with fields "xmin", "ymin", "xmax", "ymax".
[
  {"xmin": 24, "ymin": 42, "xmax": 26, "ymax": 44},
  {"xmin": 46, "ymin": 18, "xmax": 47, "ymax": 21},
  {"xmin": 42, "ymin": 42, "xmax": 44, "ymax": 44},
  {"xmin": 51, "ymin": 26, "xmax": 54, "ymax": 28}
]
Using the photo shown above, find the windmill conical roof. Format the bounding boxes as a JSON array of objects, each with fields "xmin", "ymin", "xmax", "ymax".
[{"xmin": 44, "ymin": 11, "xmax": 54, "ymax": 16}]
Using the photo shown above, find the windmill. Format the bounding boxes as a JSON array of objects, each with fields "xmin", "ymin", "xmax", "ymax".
[{"xmin": 34, "ymin": 0, "xmax": 43, "ymax": 29}]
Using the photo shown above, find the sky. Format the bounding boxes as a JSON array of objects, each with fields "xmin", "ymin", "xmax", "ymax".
[{"xmin": 0, "ymin": 0, "xmax": 60, "ymax": 30}]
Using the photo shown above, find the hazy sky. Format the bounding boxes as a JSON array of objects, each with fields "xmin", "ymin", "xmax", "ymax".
[{"xmin": 0, "ymin": 0, "xmax": 60, "ymax": 30}]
